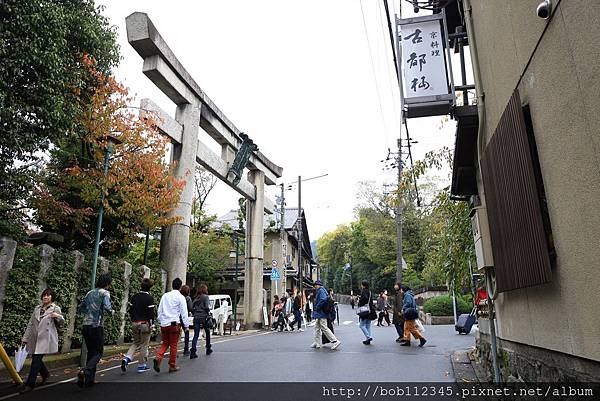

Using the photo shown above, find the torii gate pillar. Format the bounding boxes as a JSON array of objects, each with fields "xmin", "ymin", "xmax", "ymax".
[
  {"xmin": 244, "ymin": 170, "xmax": 265, "ymax": 328},
  {"xmin": 161, "ymin": 103, "xmax": 200, "ymax": 289}
]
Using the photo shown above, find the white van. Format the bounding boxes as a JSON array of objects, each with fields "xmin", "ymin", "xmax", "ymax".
[{"xmin": 208, "ymin": 294, "xmax": 232, "ymax": 320}]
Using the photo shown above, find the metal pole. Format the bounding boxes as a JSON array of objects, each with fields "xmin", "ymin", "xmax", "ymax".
[
  {"xmin": 297, "ymin": 176, "xmax": 303, "ymax": 298},
  {"xmin": 395, "ymin": 7, "xmax": 404, "ymax": 283},
  {"xmin": 234, "ymin": 235, "xmax": 239, "ymax": 325},
  {"xmin": 280, "ymin": 183, "xmax": 285, "ymax": 294},
  {"xmin": 396, "ymin": 136, "xmax": 403, "ymax": 282},
  {"xmin": 457, "ymin": 26, "xmax": 468, "ymax": 105},
  {"xmin": 143, "ymin": 228, "xmax": 150, "ymax": 266},
  {"xmin": 82, "ymin": 140, "xmax": 113, "ymax": 369},
  {"xmin": 90, "ymin": 142, "xmax": 113, "ymax": 290},
  {"xmin": 349, "ymin": 255, "xmax": 353, "ymax": 295}
]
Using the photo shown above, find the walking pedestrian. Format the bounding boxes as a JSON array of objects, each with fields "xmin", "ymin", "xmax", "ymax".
[
  {"xmin": 392, "ymin": 282, "xmax": 405, "ymax": 342},
  {"xmin": 271, "ymin": 295, "xmax": 280, "ymax": 329},
  {"xmin": 377, "ymin": 292, "xmax": 391, "ymax": 326},
  {"xmin": 292, "ymin": 290, "xmax": 303, "ymax": 332},
  {"xmin": 304, "ymin": 293, "xmax": 313, "ymax": 324},
  {"xmin": 357, "ymin": 281, "xmax": 376, "ymax": 345},
  {"xmin": 310, "ymin": 280, "xmax": 340, "ymax": 350},
  {"xmin": 121, "ymin": 278, "xmax": 155, "ymax": 373},
  {"xmin": 321, "ymin": 292, "xmax": 337, "ymax": 345},
  {"xmin": 284, "ymin": 289, "xmax": 293, "ymax": 331},
  {"xmin": 77, "ymin": 273, "xmax": 114, "ymax": 388},
  {"xmin": 350, "ymin": 293, "xmax": 355, "ymax": 309},
  {"xmin": 399, "ymin": 285, "xmax": 427, "ymax": 347},
  {"xmin": 153, "ymin": 278, "xmax": 188, "ymax": 373},
  {"xmin": 19, "ymin": 288, "xmax": 64, "ymax": 394},
  {"xmin": 180, "ymin": 285, "xmax": 193, "ymax": 355},
  {"xmin": 190, "ymin": 284, "xmax": 212, "ymax": 358}
]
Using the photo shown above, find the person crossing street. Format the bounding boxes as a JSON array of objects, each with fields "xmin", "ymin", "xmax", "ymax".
[{"xmin": 310, "ymin": 280, "xmax": 340, "ymax": 350}]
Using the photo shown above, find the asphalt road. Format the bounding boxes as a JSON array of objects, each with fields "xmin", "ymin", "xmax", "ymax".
[
  {"xmin": 95, "ymin": 304, "xmax": 474, "ymax": 383},
  {"xmin": 0, "ymin": 304, "xmax": 477, "ymax": 400}
]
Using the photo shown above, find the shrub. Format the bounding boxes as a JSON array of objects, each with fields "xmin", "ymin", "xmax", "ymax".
[
  {"xmin": 423, "ymin": 295, "xmax": 471, "ymax": 316},
  {"xmin": 0, "ymin": 246, "xmax": 40, "ymax": 352}
]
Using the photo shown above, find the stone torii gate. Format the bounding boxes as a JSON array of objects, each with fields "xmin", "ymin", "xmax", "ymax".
[{"xmin": 125, "ymin": 12, "xmax": 282, "ymax": 328}]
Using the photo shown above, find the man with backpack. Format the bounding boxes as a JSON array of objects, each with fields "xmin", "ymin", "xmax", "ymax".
[{"xmin": 310, "ymin": 280, "xmax": 340, "ymax": 350}]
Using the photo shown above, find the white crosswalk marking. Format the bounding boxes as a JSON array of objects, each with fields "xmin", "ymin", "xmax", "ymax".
[{"xmin": 343, "ymin": 320, "xmax": 354, "ymax": 325}]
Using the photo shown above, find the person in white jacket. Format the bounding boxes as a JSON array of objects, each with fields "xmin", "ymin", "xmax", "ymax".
[{"xmin": 153, "ymin": 278, "xmax": 188, "ymax": 373}]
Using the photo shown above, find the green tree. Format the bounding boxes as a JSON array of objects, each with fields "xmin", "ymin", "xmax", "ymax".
[
  {"xmin": 187, "ymin": 227, "xmax": 231, "ymax": 289},
  {"xmin": 0, "ymin": 0, "xmax": 119, "ymax": 235}
]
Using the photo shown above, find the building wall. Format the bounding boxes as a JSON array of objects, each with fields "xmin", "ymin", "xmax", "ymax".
[{"xmin": 472, "ymin": 0, "xmax": 600, "ymax": 363}]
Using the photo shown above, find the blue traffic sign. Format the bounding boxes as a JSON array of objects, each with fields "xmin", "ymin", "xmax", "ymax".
[{"xmin": 270, "ymin": 268, "xmax": 281, "ymax": 280}]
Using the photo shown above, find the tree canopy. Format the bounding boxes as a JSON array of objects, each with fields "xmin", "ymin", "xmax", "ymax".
[{"xmin": 0, "ymin": 0, "xmax": 120, "ymax": 236}]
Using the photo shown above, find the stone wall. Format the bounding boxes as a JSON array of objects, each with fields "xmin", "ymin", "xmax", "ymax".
[{"xmin": 476, "ymin": 318, "xmax": 600, "ymax": 382}]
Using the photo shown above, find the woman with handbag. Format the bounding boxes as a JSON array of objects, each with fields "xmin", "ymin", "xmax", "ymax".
[
  {"xmin": 399, "ymin": 285, "xmax": 427, "ymax": 347},
  {"xmin": 356, "ymin": 281, "xmax": 376, "ymax": 345},
  {"xmin": 190, "ymin": 284, "xmax": 213, "ymax": 358},
  {"xmin": 20, "ymin": 288, "xmax": 64, "ymax": 394}
]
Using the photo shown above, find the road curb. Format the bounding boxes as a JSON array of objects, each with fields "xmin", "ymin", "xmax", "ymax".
[{"xmin": 451, "ymin": 348, "xmax": 479, "ymax": 384}]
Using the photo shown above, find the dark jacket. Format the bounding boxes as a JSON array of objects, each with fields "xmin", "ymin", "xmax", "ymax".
[
  {"xmin": 313, "ymin": 287, "xmax": 329, "ymax": 319},
  {"xmin": 185, "ymin": 295, "xmax": 192, "ymax": 316},
  {"xmin": 192, "ymin": 294, "xmax": 210, "ymax": 321},
  {"xmin": 129, "ymin": 291, "xmax": 155, "ymax": 323},
  {"xmin": 392, "ymin": 291, "xmax": 404, "ymax": 324},
  {"xmin": 293, "ymin": 295, "xmax": 301, "ymax": 312},
  {"xmin": 358, "ymin": 288, "xmax": 371, "ymax": 307},
  {"xmin": 376, "ymin": 296, "xmax": 386, "ymax": 312}
]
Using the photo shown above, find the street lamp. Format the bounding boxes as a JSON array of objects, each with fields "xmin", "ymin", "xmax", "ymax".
[
  {"xmin": 90, "ymin": 134, "xmax": 121, "ymax": 290},
  {"xmin": 82, "ymin": 134, "xmax": 120, "ymax": 368}
]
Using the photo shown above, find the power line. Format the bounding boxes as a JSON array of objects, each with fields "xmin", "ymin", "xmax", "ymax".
[
  {"xmin": 359, "ymin": 0, "xmax": 389, "ymax": 147},
  {"xmin": 383, "ymin": 0, "xmax": 400, "ymax": 84}
]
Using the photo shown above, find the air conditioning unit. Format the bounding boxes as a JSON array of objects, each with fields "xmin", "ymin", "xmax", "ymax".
[{"xmin": 471, "ymin": 206, "xmax": 494, "ymax": 270}]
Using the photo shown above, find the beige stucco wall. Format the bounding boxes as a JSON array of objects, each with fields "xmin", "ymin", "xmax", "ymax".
[{"xmin": 471, "ymin": 0, "xmax": 600, "ymax": 362}]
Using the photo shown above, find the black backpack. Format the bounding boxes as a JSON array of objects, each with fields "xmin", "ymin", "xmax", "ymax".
[{"xmin": 322, "ymin": 296, "xmax": 335, "ymax": 314}]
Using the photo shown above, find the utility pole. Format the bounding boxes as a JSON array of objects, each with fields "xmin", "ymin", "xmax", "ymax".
[
  {"xmin": 279, "ymin": 182, "xmax": 285, "ymax": 297},
  {"xmin": 396, "ymin": 136, "xmax": 403, "ymax": 282},
  {"xmin": 297, "ymin": 176, "xmax": 303, "ymax": 298}
]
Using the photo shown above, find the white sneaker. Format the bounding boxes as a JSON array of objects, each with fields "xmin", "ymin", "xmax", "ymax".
[
  {"xmin": 299, "ymin": 328, "xmax": 304, "ymax": 332},
  {"xmin": 310, "ymin": 342, "xmax": 321, "ymax": 349},
  {"xmin": 331, "ymin": 341, "xmax": 341, "ymax": 350}
]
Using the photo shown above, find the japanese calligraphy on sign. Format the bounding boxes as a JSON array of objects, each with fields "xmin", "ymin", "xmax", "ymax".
[{"xmin": 400, "ymin": 19, "xmax": 448, "ymax": 99}]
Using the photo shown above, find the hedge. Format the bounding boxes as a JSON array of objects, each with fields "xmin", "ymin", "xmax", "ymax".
[
  {"xmin": 0, "ymin": 244, "xmax": 164, "ymax": 353},
  {"xmin": 423, "ymin": 295, "xmax": 472, "ymax": 316},
  {"xmin": 0, "ymin": 246, "xmax": 41, "ymax": 352}
]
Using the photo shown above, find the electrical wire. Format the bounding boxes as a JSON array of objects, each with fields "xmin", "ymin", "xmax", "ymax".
[
  {"xmin": 359, "ymin": 0, "xmax": 389, "ymax": 148},
  {"xmin": 383, "ymin": 0, "xmax": 400, "ymax": 84}
]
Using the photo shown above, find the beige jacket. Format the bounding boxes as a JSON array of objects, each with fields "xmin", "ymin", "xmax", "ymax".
[{"xmin": 22, "ymin": 303, "xmax": 64, "ymax": 355}]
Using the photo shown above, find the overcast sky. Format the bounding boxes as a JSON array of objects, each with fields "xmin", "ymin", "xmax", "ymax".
[{"xmin": 97, "ymin": 0, "xmax": 468, "ymax": 241}]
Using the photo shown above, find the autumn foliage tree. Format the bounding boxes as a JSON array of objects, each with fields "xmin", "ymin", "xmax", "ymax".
[{"xmin": 34, "ymin": 55, "xmax": 185, "ymax": 254}]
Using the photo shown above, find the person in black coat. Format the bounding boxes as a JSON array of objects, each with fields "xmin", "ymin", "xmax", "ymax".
[{"xmin": 190, "ymin": 284, "xmax": 212, "ymax": 358}]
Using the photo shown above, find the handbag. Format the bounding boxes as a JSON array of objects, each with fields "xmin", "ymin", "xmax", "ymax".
[
  {"xmin": 356, "ymin": 292, "xmax": 373, "ymax": 319},
  {"xmin": 404, "ymin": 307, "xmax": 419, "ymax": 320},
  {"xmin": 204, "ymin": 313, "xmax": 215, "ymax": 330}
]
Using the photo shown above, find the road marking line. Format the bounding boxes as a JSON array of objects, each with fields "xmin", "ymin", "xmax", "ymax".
[
  {"xmin": 342, "ymin": 321, "xmax": 353, "ymax": 325},
  {"xmin": 0, "ymin": 331, "xmax": 274, "ymax": 400}
]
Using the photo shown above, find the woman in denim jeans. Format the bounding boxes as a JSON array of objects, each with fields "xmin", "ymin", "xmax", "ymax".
[
  {"xmin": 358, "ymin": 281, "xmax": 374, "ymax": 345},
  {"xmin": 190, "ymin": 284, "xmax": 212, "ymax": 358}
]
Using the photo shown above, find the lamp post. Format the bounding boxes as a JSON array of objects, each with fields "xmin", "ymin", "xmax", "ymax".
[
  {"xmin": 90, "ymin": 136, "xmax": 120, "ymax": 290},
  {"xmin": 81, "ymin": 135, "xmax": 120, "ymax": 368}
]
